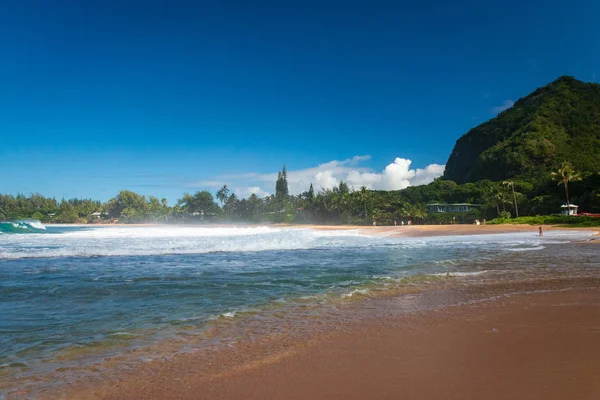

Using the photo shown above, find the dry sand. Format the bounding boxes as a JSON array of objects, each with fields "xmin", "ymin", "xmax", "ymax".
[
  {"xmin": 297, "ymin": 223, "xmax": 600, "ymax": 240},
  {"xmin": 355, "ymin": 224, "xmax": 600, "ymax": 238}
]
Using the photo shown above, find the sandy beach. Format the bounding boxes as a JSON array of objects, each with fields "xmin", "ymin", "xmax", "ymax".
[
  {"xmin": 71, "ymin": 222, "xmax": 600, "ymax": 239},
  {"xmin": 49, "ymin": 278, "xmax": 600, "ymax": 400},
  {"xmin": 301, "ymin": 223, "xmax": 600, "ymax": 241},
  {"xmin": 356, "ymin": 224, "xmax": 600, "ymax": 238}
]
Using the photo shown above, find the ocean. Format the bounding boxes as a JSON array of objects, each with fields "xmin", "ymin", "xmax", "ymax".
[{"xmin": 0, "ymin": 223, "xmax": 598, "ymax": 397}]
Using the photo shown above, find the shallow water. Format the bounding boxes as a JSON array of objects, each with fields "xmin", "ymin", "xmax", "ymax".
[{"xmin": 0, "ymin": 225, "xmax": 598, "ymax": 396}]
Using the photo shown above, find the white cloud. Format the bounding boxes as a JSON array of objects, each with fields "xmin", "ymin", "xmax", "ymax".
[
  {"xmin": 412, "ymin": 164, "xmax": 446, "ymax": 186},
  {"xmin": 235, "ymin": 186, "xmax": 270, "ymax": 198},
  {"xmin": 344, "ymin": 158, "xmax": 443, "ymax": 190},
  {"xmin": 191, "ymin": 155, "xmax": 445, "ymax": 197},
  {"xmin": 491, "ymin": 100, "xmax": 514, "ymax": 114}
]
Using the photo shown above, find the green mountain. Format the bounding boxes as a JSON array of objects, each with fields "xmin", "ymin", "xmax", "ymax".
[{"xmin": 443, "ymin": 76, "xmax": 600, "ymax": 184}]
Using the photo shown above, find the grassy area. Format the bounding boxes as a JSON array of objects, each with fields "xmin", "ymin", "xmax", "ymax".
[{"xmin": 488, "ymin": 215, "xmax": 600, "ymax": 227}]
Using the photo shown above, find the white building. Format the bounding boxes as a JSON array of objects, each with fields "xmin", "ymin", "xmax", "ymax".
[
  {"xmin": 560, "ymin": 204, "xmax": 578, "ymax": 216},
  {"xmin": 427, "ymin": 203, "xmax": 481, "ymax": 213}
]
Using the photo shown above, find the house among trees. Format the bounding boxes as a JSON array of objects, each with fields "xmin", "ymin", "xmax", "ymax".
[
  {"xmin": 426, "ymin": 203, "xmax": 481, "ymax": 213},
  {"xmin": 560, "ymin": 204, "xmax": 578, "ymax": 216}
]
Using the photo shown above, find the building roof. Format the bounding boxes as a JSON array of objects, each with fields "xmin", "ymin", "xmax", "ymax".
[{"xmin": 426, "ymin": 203, "xmax": 481, "ymax": 207}]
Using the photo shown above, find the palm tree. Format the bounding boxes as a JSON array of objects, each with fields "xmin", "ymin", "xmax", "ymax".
[
  {"xmin": 216, "ymin": 185, "xmax": 230, "ymax": 204},
  {"xmin": 402, "ymin": 203, "xmax": 428, "ymax": 223},
  {"xmin": 484, "ymin": 183, "xmax": 510, "ymax": 216},
  {"xmin": 551, "ymin": 162, "xmax": 582, "ymax": 206},
  {"xmin": 502, "ymin": 181, "xmax": 519, "ymax": 218},
  {"xmin": 412, "ymin": 203, "xmax": 428, "ymax": 222}
]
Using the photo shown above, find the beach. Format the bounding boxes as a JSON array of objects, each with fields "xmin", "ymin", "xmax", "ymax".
[
  {"xmin": 76, "ymin": 221, "xmax": 600, "ymax": 236},
  {"xmin": 312, "ymin": 223, "xmax": 600, "ymax": 238},
  {"xmin": 1, "ymin": 225, "xmax": 599, "ymax": 399}
]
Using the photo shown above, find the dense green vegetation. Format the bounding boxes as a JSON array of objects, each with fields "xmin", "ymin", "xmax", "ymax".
[
  {"xmin": 444, "ymin": 76, "xmax": 600, "ymax": 184},
  {"xmin": 2, "ymin": 76, "xmax": 599, "ymax": 226},
  {"xmin": 1, "ymin": 168, "xmax": 598, "ymax": 225},
  {"xmin": 488, "ymin": 215, "xmax": 600, "ymax": 227}
]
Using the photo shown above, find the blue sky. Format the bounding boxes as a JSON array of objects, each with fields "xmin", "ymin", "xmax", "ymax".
[{"xmin": 1, "ymin": 0, "xmax": 599, "ymax": 203}]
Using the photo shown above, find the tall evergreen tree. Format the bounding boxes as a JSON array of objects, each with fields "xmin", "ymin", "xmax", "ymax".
[
  {"xmin": 275, "ymin": 172, "xmax": 283, "ymax": 198},
  {"xmin": 275, "ymin": 165, "xmax": 289, "ymax": 199},
  {"xmin": 307, "ymin": 183, "xmax": 314, "ymax": 201},
  {"xmin": 281, "ymin": 165, "xmax": 289, "ymax": 197}
]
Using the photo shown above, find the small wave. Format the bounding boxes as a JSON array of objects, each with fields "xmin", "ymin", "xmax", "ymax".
[
  {"xmin": 108, "ymin": 332, "xmax": 136, "ymax": 337},
  {"xmin": 341, "ymin": 288, "xmax": 371, "ymax": 298},
  {"xmin": 432, "ymin": 271, "xmax": 488, "ymax": 277},
  {"xmin": 507, "ymin": 246, "xmax": 546, "ymax": 252},
  {"xmin": 0, "ymin": 219, "xmax": 46, "ymax": 234},
  {"xmin": 221, "ymin": 311, "xmax": 237, "ymax": 318}
]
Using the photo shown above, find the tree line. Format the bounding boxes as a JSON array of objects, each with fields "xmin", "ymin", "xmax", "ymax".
[{"xmin": 1, "ymin": 163, "xmax": 598, "ymax": 225}]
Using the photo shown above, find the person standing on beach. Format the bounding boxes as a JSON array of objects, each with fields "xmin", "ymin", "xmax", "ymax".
[{"xmin": 539, "ymin": 226, "xmax": 543, "ymax": 237}]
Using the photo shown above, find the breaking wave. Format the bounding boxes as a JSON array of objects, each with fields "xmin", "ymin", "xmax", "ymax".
[
  {"xmin": 0, "ymin": 219, "xmax": 46, "ymax": 234},
  {"xmin": 0, "ymin": 226, "xmax": 372, "ymax": 259},
  {"xmin": 0, "ymin": 225, "xmax": 593, "ymax": 260}
]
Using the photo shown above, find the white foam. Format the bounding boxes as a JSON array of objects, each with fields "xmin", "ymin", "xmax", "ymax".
[
  {"xmin": 432, "ymin": 270, "xmax": 488, "ymax": 277},
  {"xmin": 221, "ymin": 311, "xmax": 237, "ymax": 318},
  {"xmin": 506, "ymin": 245, "xmax": 546, "ymax": 252},
  {"xmin": 23, "ymin": 220, "xmax": 46, "ymax": 230},
  {"xmin": 0, "ymin": 226, "xmax": 594, "ymax": 259},
  {"xmin": 341, "ymin": 288, "xmax": 371, "ymax": 298}
]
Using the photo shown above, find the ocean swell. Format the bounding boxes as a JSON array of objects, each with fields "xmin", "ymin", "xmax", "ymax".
[{"xmin": 0, "ymin": 219, "xmax": 46, "ymax": 234}]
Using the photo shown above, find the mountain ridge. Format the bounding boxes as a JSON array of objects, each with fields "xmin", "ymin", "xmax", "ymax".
[{"xmin": 443, "ymin": 76, "xmax": 600, "ymax": 183}]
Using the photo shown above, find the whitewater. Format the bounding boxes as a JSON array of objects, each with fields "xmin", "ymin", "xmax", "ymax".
[{"xmin": 0, "ymin": 224, "xmax": 592, "ymax": 259}]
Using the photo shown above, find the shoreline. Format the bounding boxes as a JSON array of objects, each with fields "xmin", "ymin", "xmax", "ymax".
[
  {"xmin": 46, "ymin": 222, "xmax": 600, "ymax": 239},
  {"xmin": 26, "ymin": 276, "xmax": 600, "ymax": 400}
]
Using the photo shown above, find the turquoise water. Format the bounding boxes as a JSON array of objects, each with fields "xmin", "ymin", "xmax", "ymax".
[
  {"xmin": 0, "ymin": 220, "xmax": 46, "ymax": 234},
  {"xmin": 0, "ymin": 224, "xmax": 598, "ymax": 395}
]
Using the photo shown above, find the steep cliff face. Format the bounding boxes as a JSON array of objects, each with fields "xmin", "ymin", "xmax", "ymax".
[{"xmin": 443, "ymin": 76, "xmax": 600, "ymax": 183}]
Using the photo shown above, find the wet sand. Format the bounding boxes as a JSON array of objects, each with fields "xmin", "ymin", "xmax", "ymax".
[{"xmin": 49, "ymin": 278, "xmax": 600, "ymax": 400}]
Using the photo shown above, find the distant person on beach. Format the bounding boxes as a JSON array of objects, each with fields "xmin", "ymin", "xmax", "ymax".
[
  {"xmin": 394, "ymin": 220, "xmax": 397, "ymax": 226},
  {"xmin": 401, "ymin": 221, "xmax": 404, "ymax": 226},
  {"xmin": 373, "ymin": 221, "xmax": 376, "ymax": 227},
  {"xmin": 539, "ymin": 226, "xmax": 543, "ymax": 237},
  {"xmin": 483, "ymin": 218, "xmax": 486, "ymax": 225}
]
